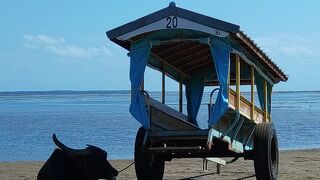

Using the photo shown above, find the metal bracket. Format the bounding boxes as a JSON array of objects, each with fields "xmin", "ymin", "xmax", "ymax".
[
  {"xmin": 243, "ymin": 124, "xmax": 256, "ymax": 150},
  {"xmin": 221, "ymin": 111, "xmax": 240, "ymax": 139},
  {"xmin": 230, "ymin": 117, "xmax": 245, "ymax": 145}
]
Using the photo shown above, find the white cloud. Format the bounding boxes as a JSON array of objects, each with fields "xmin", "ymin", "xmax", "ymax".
[
  {"xmin": 24, "ymin": 34, "xmax": 65, "ymax": 45},
  {"xmin": 23, "ymin": 34, "xmax": 113, "ymax": 59},
  {"xmin": 254, "ymin": 35, "xmax": 320, "ymax": 59}
]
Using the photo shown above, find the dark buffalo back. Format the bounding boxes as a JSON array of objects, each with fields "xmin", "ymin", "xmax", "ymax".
[{"xmin": 38, "ymin": 149, "xmax": 84, "ymax": 180}]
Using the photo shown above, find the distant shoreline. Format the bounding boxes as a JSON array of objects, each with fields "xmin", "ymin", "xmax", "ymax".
[{"xmin": 1, "ymin": 90, "xmax": 320, "ymax": 94}]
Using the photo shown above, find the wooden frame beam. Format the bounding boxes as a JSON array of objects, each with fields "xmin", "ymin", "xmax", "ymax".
[
  {"xmin": 183, "ymin": 56, "xmax": 212, "ymax": 72},
  {"xmin": 179, "ymin": 77, "xmax": 183, "ymax": 113},
  {"xmin": 162, "ymin": 64, "xmax": 166, "ymax": 104},
  {"xmin": 150, "ymin": 52, "xmax": 189, "ymax": 80},
  {"xmin": 251, "ymin": 66, "xmax": 255, "ymax": 119},
  {"xmin": 264, "ymin": 80, "xmax": 268, "ymax": 122},
  {"xmin": 157, "ymin": 41, "xmax": 191, "ymax": 56},
  {"xmin": 236, "ymin": 54, "xmax": 241, "ymax": 110},
  {"xmin": 173, "ymin": 47, "xmax": 209, "ymax": 66},
  {"xmin": 164, "ymin": 43, "xmax": 202, "ymax": 60}
]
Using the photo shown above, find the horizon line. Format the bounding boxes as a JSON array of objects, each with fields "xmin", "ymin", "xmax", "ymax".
[{"xmin": 0, "ymin": 89, "xmax": 319, "ymax": 93}]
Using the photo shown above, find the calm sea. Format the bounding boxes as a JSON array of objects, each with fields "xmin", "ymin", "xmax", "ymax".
[{"xmin": 0, "ymin": 91, "xmax": 319, "ymax": 161}]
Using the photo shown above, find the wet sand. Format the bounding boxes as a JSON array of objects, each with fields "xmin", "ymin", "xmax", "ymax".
[{"xmin": 0, "ymin": 149, "xmax": 319, "ymax": 180}]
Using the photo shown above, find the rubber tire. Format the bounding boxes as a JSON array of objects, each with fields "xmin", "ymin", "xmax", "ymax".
[
  {"xmin": 254, "ymin": 123, "xmax": 279, "ymax": 180},
  {"xmin": 134, "ymin": 127, "xmax": 165, "ymax": 180}
]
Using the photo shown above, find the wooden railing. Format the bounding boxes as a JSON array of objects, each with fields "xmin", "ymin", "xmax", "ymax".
[{"xmin": 229, "ymin": 89, "xmax": 269, "ymax": 123}]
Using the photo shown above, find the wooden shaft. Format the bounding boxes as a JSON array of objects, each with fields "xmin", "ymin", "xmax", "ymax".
[
  {"xmin": 250, "ymin": 66, "xmax": 255, "ymax": 120},
  {"xmin": 162, "ymin": 66, "xmax": 166, "ymax": 104},
  {"xmin": 264, "ymin": 80, "xmax": 268, "ymax": 122},
  {"xmin": 236, "ymin": 55, "xmax": 241, "ymax": 110},
  {"xmin": 179, "ymin": 78, "xmax": 183, "ymax": 113}
]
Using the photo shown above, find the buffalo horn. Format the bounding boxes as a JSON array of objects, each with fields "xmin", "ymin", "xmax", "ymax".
[{"xmin": 52, "ymin": 133, "xmax": 91, "ymax": 156}]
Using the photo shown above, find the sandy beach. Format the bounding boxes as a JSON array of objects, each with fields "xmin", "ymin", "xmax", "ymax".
[{"xmin": 0, "ymin": 149, "xmax": 319, "ymax": 180}]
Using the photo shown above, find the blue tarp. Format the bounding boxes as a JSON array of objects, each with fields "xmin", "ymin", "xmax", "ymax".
[
  {"xmin": 186, "ymin": 72, "xmax": 206, "ymax": 126},
  {"xmin": 128, "ymin": 41, "xmax": 151, "ymax": 129},
  {"xmin": 208, "ymin": 37, "xmax": 231, "ymax": 127}
]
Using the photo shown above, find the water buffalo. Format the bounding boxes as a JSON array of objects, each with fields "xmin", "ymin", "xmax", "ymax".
[{"xmin": 37, "ymin": 134, "xmax": 118, "ymax": 180}]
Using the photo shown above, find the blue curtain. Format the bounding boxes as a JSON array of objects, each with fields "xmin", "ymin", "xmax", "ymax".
[
  {"xmin": 186, "ymin": 73, "xmax": 206, "ymax": 126},
  {"xmin": 255, "ymin": 73, "xmax": 272, "ymax": 112},
  {"xmin": 208, "ymin": 37, "xmax": 231, "ymax": 127},
  {"xmin": 128, "ymin": 41, "xmax": 151, "ymax": 129},
  {"xmin": 255, "ymin": 73, "xmax": 265, "ymax": 110}
]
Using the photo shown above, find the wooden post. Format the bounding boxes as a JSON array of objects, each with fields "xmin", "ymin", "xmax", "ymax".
[
  {"xmin": 250, "ymin": 66, "xmax": 255, "ymax": 120},
  {"xmin": 269, "ymin": 86, "xmax": 272, "ymax": 122},
  {"xmin": 236, "ymin": 55, "xmax": 241, "ymax": 111},
  {"xmin": 264, "ymin": 80, "xmax": 268, "ymax": 122},
  {"xmin": 162, "ymin": 66, "xmax": 166, "ymax": 104},
  {"xmin": 179, "ymin": 77, "xmax": 183, "ymax": 113}
]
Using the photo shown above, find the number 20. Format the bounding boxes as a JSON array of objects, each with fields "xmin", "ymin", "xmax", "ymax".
[{"xmin": 166, "ymin": 16, "xmax": 178, "ymax": 28}]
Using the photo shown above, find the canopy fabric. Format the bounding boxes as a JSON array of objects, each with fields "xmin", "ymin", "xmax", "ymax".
[
  {"xmin": 255, "ymin": 72, "xmax": 272, "ymax": 112},
  {"xmin": 186, "ymin": 72, "xmax": 207, "ymax": 126},
  {"xmin": 208, "ymin": 37, "xmax": 231, "ymax": 127},
  {"xmin": 128, "ymin": 40, "xmax": 152, "ymax": 129},
  {"xmin": 127, "ymin": 29, "xmax": 272, "ymax": 128}
]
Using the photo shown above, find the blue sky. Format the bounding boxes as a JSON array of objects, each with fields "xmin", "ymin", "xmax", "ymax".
[{"xmin": 0, "ymin": 0, "xmax": 319, "ymax": 91}]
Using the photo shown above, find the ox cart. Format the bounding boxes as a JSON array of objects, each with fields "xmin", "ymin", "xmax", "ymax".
[{"xmin": 107, "ymin": 2, "xmax": 288, "ymax": 180}]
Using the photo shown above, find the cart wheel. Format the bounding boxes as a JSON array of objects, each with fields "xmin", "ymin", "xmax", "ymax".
[
  {"xmin": 253, "ymin": 123, "xmax": 279, "ymax": 180},
  {"xmin": 134, "ymin": 127, "xmax": 165, "ymax": 180}
]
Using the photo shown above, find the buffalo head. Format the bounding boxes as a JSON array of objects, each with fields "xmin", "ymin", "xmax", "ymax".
[{"xmin": 37, "ymin": 134, "xmax": 118, "ymax": 180}]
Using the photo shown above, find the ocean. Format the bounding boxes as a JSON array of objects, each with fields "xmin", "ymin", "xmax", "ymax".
[{"xmin": 0, "ymin": 91, "xmax": 319, "ymax": 161}]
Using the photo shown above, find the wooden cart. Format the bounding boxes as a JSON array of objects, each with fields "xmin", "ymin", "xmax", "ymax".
[{"xmin": 107, "ymin": 2, "xmax": 288, "ymax": 180}]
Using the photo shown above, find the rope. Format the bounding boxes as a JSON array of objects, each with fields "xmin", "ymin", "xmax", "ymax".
[{"xmin": 118, "ymin": 161, "xmax": 135, "ymax": 173}]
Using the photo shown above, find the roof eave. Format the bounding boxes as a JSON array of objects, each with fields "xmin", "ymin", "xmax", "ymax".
[
  {"xmin": 106, "ymin": 5, "xmax": 240, "ymax": 41},
  {"xmin": 235, "ymin": 31, "xmax": 288, "ymax": 83}
]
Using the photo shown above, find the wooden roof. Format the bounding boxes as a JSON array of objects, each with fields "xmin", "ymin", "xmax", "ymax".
[{"xmin": 106, "ymin": 2, "xmax": 288, "ymax": 84}]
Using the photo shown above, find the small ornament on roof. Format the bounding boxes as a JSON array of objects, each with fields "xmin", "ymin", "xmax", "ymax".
[{"xmin": 169, "ymin": 2, "xmax": 176, "ymax": 7}]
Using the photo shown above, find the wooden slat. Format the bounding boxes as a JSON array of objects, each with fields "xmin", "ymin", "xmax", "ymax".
[
  {"xmin": 172, "ymin": 47, "xmax": 209, "ymax": 66},
  {"xmin": 229, "ymin": 89, "xmax": 267, "ymax": 123},
  {"xmin": 205, "ymin": 79, "xmax": 251, "ymax": 86},
  {"xmin": 156, "ymin": 42, "xmax": 191, "ymax": 57},
  {"xmin": 145, "ymin": 96, "xmax": 199, "ymax": 131},
  {"xmin": 150, "ymin": 52, "xmax": 188, "ymax": 80},
  {"xmin": 188, "ymin": 64, "xmax": 213, "ymax": 76},
  {"xmin": 183, "ymin": 56, "xmax": 212, "ymax": 72},
  {"xmin": 164, "ymin": 43, "xmax": 203, "ymax": 61}
]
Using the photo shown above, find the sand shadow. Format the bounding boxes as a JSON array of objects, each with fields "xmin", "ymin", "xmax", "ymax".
[
  {"xmin": 178, "ymin": 172, "xmax": 216, "ymax": 180},
  {"xmin": 178, "ymin": 173, "xmax": 255, "ymax": 180},
  {"xmin": 233, "ymin": 174, "xmax": 256, "ymax": 180}
]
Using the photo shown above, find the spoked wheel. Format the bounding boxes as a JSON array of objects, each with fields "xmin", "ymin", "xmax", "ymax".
[
  {"xmin": 134, "ymin": 127, "xmax": 165, "ymax": 180},
  {"xmin": 254, "ymin": 123, "xmax": 279, "ymax": 180}
]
